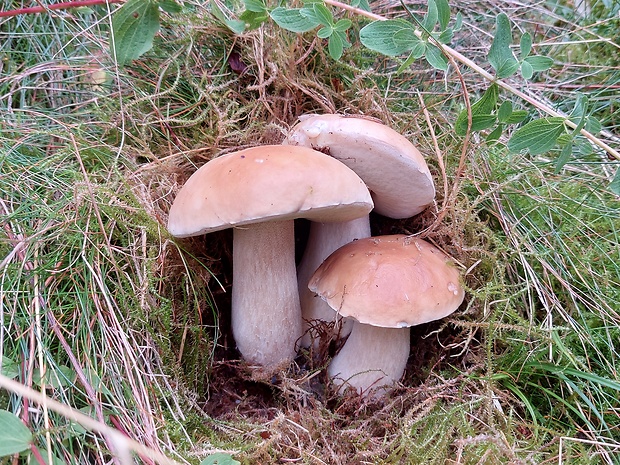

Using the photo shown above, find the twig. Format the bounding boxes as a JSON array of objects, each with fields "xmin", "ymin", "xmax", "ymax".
[
  {"xmin": 323, "ymin": 0, "xmax": 620, "ymax": 162},
  {"xmin": 0, "ymin": 0, "xmax": 123, "ymax": 18}
]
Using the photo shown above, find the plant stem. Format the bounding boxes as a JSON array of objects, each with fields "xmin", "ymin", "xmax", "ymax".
[
  {"xmin": 0, "ymin": 0, "xmax": 123, "ymax": 18},
  {"xmin": 0, "ymin": 374, "xmax": 185, "ymax": 465},
  {"xmin": 323, "ymin": 0, "xmax": 620, "ymax": 162}
]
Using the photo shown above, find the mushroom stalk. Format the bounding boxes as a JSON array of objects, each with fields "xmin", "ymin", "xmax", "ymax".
[
  {"xmin": 298, "ymin": 217, "xmax": 371, "ymax": 348},
  {"xmin": 232, "ymin": 220, "xmax": 302, "ymax": 367},
  {"xmin": 327, "ymin": 322, "xmax": 410, "ymax": 396}
]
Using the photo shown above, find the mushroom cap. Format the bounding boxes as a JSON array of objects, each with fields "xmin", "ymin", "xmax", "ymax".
[
  {"xmin": 308, "ymin": 235, "xmax": 464, "ymax": 328},
  {"xmin": 167, "ymin": 145, "xmax": 374, "ymax": 238},
  {"xmin": 284, "ymin": 114, "xmax": 435, "ymax": 218}
]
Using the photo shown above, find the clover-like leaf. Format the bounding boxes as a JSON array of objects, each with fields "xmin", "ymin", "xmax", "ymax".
[
  {"xmin": 523, "ymin": 55, "xmax": 554, "ymax": 72},
  {"xmin": 360, "ymin": 19, "xmax": 416, "ymax": 56},
  {"xmin": 201, "ymin": 453, "xmax": 240, "ymax": 465},
  {"xmin": 328, "ymin": 33, "xmax": 344, "ymax": 60},
  {"xmin": 610, "ymin": 169, "xmax": 620, "ymax": 195},
  {"xmin": 312, "ymin": 3, "xmax": 334, "ymax": 27},
  {"xmin": 497, "ymin": 100, "xmax": 513, "ymax": 123},
  {"xmin": 425, "ymin": 43, "xmax": 448, "ymax": 70},
  {"xmin": 270, "ymin": 8, "xmax": 320, "ymax": 33},
  {"xmin": 508, "ymin": 117, "xmax": 566, "ymax": 155},
  {"xmin": 111, "ymin": 0, "xmax": 160, "ymax": 66},
  {"xmin": 435, "ymin": 0, "xmax": 450, "ymax": 30},
  {"xmin": 0, "ymin": 410, "xmax": 33, "ymax": 456},
  {"xmin": 422, "ymin": 0, "xmax": 439, "ymax": 30},
  {"xmin": 243, "ymin": 0, "xmax": 267, "ymax": 13},
  {"xmin": 554, "ymin": 141, "xmax": 574, "ymax": 173},
  {"xmin": 455, "ymin": 83, "xmax": 499, "ymax": 135},
  {"xmin": 520, "ymin": 32, "xmax": 532, "ymax": 58},
  {"xmin": 488, "ymin": 13, "xmax": 519, "ymax": 78},
  {"xmin": 521, "ymin": 60, "xmax": 534, "ymax": 79}
]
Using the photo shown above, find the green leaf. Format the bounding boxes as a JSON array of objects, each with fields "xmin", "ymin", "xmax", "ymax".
[
  {"xmin": 111, "ymin": 0, "xmax": 160, "ymax": 66},
  {"xmin": 435, "ymin": 0, "xmax": 450, "ymax": 30},
  {"xmin": 585, "ymin": 116, "xmax": 602, "ymax": 134},
  {"xmin": 488, "ymin": 13, "xmax": 519, "ymax": 78},
  {"xmin": 1, "ymin": 356, "xmax": 19, "ymax": 379},
  {"xmin": 317, "ymin": 26, "xmax": 332, "ymax": 38},
  {"xmin": 523, "ymin": 55, "xmax": 553, "ymax": 72},
  {"xmin": 333, "ymin": 18, "xmax": 352, "ymax": 32},
  {"xmin": 359, "ymin": 19, "xmax": 416, "ymax": 56},
  {"xmin": 422, "ymin": 0, "xmax": 438, "ymax": 30},
  {"xmin": 396, "ymin": 50, "xmax": 420, "ymax": 73},
  {"xmin": 328, "ymin": 33, "xmax": 344, "ymax": 60},
  {"xmin": 570, "ymin": 93, "xmax": 588, "ymax": 120},
  {"xmin": 519, "ymin": 32, "xmax": 532, "ymax": 58},
  {"xmin": 497, "ymin": 100, "xmax": 513, "ymax": 123},
  {"xmin": 201, "ymin": 453, "xmax": 241, "ymax": 465},
  {"xmin": 157, "ymin": 0, "xmax": 181, "ymax": 14},
  {"xmin": 470, "ymin": 114, "xmax": 498, "ymax": 131},
  {"xmin": 486, "ymin": 124, "xmax": 504, "ymax": 142},
  {"xmin": 239, "ymin": 10, "xmax": 264, "ymax": 30},
  {"xmin": 0, "ymin": 410, "xmax": 33, "ymax": 456},
  {"xmin": 270, "ymin": 8, "xmax": 319, "ymax": 32},
  {"xmin": 505, "ymin": 110, "xmax": 528, "ymax": 124},
  {"xmin": 454, "ymin": 83, "xmax": 499, "ymax": 135},
  {"xmin": 425, "ymin": 43, "xmax": 448, "ymax": 70},
  {"xmin": 453, "ymin": 12, "xmax": 462, "ymax": 31},
  {"xmin": 351, "ymin": 0, "xmax": 372, "ymax": 12},
  {"xmin": 312, "ymin": 3, "xmax": 334, "ymax": 27},
  {"xmin": 520, "ymin": 60, "xmax": 533, "ymax": 80},
  {"xmin": 554, "ymin": 141, "xmax": 573, "ymax": 173},
  {"xmin": 508, "ymin": 117, "xmax": 566, "ymax": 155},
  {"xmin": 393, "ymin": 28, "xmax": 421, "ymax": 50},
  {"xmin": 437, "ymin": 28, "xmax": 454, "ymax": 44},
  {"xmin": 32, "ymin": 366, "xmax": 76, "ymax": 389},
  {"xmin": 243, "ymin": 0, "xmax": 266, "ymax": 13},
  {"xmin": 27, "ymin": 449, "xmax": 65, "ymax": 465},
  {"xmin": 497, "ymin": 58, "xmax": 520, "ymax": 78},
  {"xmin": 610, "ymin": 168, "xmax": 620, "ymax": 195}
]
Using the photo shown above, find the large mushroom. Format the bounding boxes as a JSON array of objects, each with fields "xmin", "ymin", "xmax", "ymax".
[
  {"xmin": 283, "ymin": 114, "xmax": 436, "ymax": 347},
  {"xmin": 167, "ymin": 145, "xmax": 373, "ymax": 367},
  {"xmin": 308, "ymin": 235, "xmax": 465, "ymax": 397}
]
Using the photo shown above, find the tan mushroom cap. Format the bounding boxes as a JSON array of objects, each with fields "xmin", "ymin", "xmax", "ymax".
[
  {"xmin": 284, "ymin": 114, "xmax": 435, "ymax": 218},
  {"xmin": 308, "ymin": 235, "xmax": 464, "ymax": 328},
  {"xmin": 167, "ymin": 145, "xmax": 374, "ymax": 238}
]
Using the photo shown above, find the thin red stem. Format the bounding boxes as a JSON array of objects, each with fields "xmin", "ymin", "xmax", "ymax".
[{"xmin": 0, "ymin": 0, "xmax": 123, "ymax": 18}]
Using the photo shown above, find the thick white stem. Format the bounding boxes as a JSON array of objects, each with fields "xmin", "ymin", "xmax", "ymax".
[
  {"xmin": 298, "ymin": 217, "xmax": 371, "ymax": 348},
  {"xmin": 231, "ymin": 221, "xmax": 302, "ymax": 367},
  {"xmin": 327, "ymin": 322, "xmax": 410, "ymax": 398}
]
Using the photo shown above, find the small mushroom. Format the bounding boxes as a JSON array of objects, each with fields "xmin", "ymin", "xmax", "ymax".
[
  {"xmin": 308, "ymin": 235, "xmax": 464, "ymax": 397},
  {"xmin": 167, "ymin": 145, "xmax": 373, "ymax": 367},
  {"xmin": 284, "ymin": 114, "xmax": 436, "ymax": 347}
]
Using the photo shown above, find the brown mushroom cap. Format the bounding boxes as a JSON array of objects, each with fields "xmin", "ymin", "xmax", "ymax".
[
  {"xmin": 284, "ymin": 114, "xmax": 435, "ymax": 218},
  {"xmin": 308, "ymin": 235, "xmax": 464, "ymax": 328},
  {"xmin": 167, "ymin": 145, "xmax": 374, "ymax": 238}
]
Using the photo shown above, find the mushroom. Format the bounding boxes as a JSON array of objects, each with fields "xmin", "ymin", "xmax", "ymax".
[
  {"xmin": 283, "ymin": 114, "xmax": 436, "ymax": 347},
  {"xmin": 308, "ymin": 235, "xmax": 464, "ymax": 397},
  {"xmin": 167, "ymin": 145, "xmax": 373, "ymax": 367}
]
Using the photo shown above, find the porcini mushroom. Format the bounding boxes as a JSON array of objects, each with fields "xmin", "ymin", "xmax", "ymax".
[
  {"xmin": 308, "ymin": 235, "xmax": 464, "ymax": 397},
  {"xmin": 167, "ymin": 145, "xmax": 373, "ymax": 367},
  {"xmin": 284, "ymin": 114, "xmax": 436, "ymax": 347}
]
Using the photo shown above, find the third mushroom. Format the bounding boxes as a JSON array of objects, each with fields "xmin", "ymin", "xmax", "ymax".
[{"xmin": 309, "ymin": 235, "xmax": 465, "ymax": 398}]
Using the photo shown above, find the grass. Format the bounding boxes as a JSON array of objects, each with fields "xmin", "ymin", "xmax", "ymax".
[{"xmin": 1, "ymin": 0, "xmax": 619, "ymax": 463}]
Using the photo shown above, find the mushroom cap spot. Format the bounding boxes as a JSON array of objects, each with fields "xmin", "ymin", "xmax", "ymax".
[
  {"xmin": 284, "ymin": 114, "xmax": 436, "ymax": 218},
  {"xmin": 308, "ymin": 235, "xmax": 465, "ymax": 328},
  {"xmin": 167, "ymin": 145, "xmax": 374, "ymax": 238}
]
